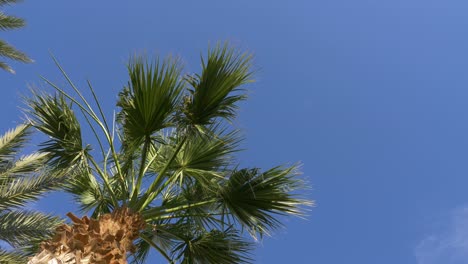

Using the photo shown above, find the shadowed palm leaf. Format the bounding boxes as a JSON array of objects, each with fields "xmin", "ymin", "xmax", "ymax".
[{"xmin": 27, "ymin": 92, "xmax": 86, "ymax": 168}]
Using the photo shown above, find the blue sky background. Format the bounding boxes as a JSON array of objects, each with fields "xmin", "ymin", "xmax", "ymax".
[{"xmin": 2, "ymin": 0, "xmax": 468, "ymax": 263}]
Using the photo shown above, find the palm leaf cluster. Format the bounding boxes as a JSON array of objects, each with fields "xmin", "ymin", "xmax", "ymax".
[
  {"xmin": 27, "ymin": 43, "xmax": 312, "ymax": 263},
  {"xmin": 0, "ymin": 0, "xmax": 32, "ymax": 73},
  {"xmin": 0, "ymin": 125, "xmax": 64, "ymax": 264}
]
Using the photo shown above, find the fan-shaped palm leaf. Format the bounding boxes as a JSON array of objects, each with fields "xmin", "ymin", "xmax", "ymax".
[
  {"xmin": 219, "ymin": 165, "xmax": 313, "ymax": 237},
  {"xmin": 182, "ymin": 43, "xmax": 252, "ymax": 127},
  {"xmin": 173, "ymin": 227, "xmax": 252, "ymax": 264},
  {"xmin": 118, "ymin": 56, "xmax": 184, "ymax": 151}
]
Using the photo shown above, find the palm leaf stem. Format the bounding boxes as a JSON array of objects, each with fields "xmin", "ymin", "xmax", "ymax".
[
  {"xmin": 80, "ymin": 108, "xmax": 106, "ymax": 165},
  {"xmin": 136, "ymin": 136, "xmax": 187, "ymax": 211},
  {"xmin": 142, "ymin": 199, "xmax": 216, "ymax": 219},
  {"xmin": 40, "ymin": 75, "xmax": 127, "ymax": 195},
  {"xmin": 130, "ymin": 135, "xmax": 150, "ymax": 202},
  {"xmin": 155, "ymin": 213, "xmax": 225, "ymax": 220},
  {"xmin": 49, "ymin": 57, "xmax": 126, "ymax": 189},
  {"xmin": 86, "ymin": 156, "xmax": 118, "ymax": 206}
]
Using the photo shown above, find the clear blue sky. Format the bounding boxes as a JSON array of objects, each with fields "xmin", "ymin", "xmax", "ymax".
[{"xmin": 2, "ymin": 0, "xmax": 468, "ymax": 263}]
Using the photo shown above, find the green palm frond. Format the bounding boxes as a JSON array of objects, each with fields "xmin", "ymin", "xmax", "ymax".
[
  {"xmin": 0, "ymin": 249, "xmax": 26, "ymax": 264},
  {"xmin": 27, "ymin": 92, "xmax": 87, "ymax": 168},
  {"xmin": 182, "ymin": 43, "xmax": 252, "ymax": 127},
  {"xmin": 131, "ymin": 225, "xmax": 177, "ymax": 264},
  {"xmin": 0, "ymin": 122, "xmax": 68, "ymax": 260},
  {"xmin": 0, "ymin": 153, "xmax": 48, "ymax": 181},
  {"xmin": 0, "ymin": 61, "xmax": 13, "ymax": 73},
  {"xmin": 0, "ymin": 124, "xmax": 29, "ymax": 162},
  {"xmin": 219, "ymin": 165, "xmax": 312, "ymax": 237},
  {"xmin": 117, "ymin": 56, "xmax": 184, "ymax": 151},
  {"xmin": 130, "ymin": 237, "xmax": 152, "ymax": 264},
  {"xmin": 173, "ymin": 227, "xmax": 253, "ymax": 264},
  {"xmin": 0, "ymin": 170, "xmax": 66, "ymax": 210},
  {"xmin": 0, "ymin": 12, "xmax": 24, "ymax": 31},
  {"xmin": 0, "ymin": 0, "xmax": 31, "ymax": 73},
  {"xmin": 148, "ymin": 128, "xmax": 240, "ymax": 190},
  {"xmin": 0, "ymin": 0, "xmax": 21, "ymax": 6},
  {"xmin": 64, "ymin": 166, "xmax": 113, "ymax": 218},
  {"xmin": 0, "ymin": 40, "xmax": 30, "ymax": 62},
  {"xmin": 0, "ymin": 210, "xmax": 62, "ymax": 248}
]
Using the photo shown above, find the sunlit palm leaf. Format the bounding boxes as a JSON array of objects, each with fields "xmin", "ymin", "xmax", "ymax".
[
  {"xmin": 0, "ymin": 153, "xmax": 48, "ymax": 181},
  {"xmin": 0, "ymin": 124, "xmax": 29, "ymax": 163},
  {"xmin": 0, "ymin": 123, "xmax": 68, "ymax": 260},
  {"xmin": 0, "ymin": 250, "xmax": 26, "ymax": 264},
  {"xmin": 0, "ymin": 210, "xmax": 62, "ymax": 248},
  {"xmin": 182, "ymin": 43, "xmax": 252, "ymax": 126},
  {"xmin": 219, "ymin": 165, "xmax": 312, "ymax": 237},
  {"xmin": 0, "ymin": 170, "xmax": 66, "ymax": 210},
  {"xmin": 64, "ymin": 166, "xmax": 113, "ymax": 218}
]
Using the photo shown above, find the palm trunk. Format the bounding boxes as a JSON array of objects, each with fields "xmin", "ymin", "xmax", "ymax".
[{"xmin": 28, "ymin": 207, "xmax": 145, "ymax": 264}]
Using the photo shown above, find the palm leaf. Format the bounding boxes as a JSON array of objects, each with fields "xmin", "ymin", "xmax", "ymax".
[
  {"xmin": 0, "ymin": 124, "xmax": 30, "ymax": 163},
  {"xmin": 173, "ymin": 227, "xmax": 253, "ymax": 264},
  {"xmin": 0, "ymin": 210, "xmax": 62, "ymax": 248},
  {"xmin": 0, "ymin": 12, "xmax": 24, "ymax": 31},
  {"xmin": 27, "ymin": 92, "xmax": 87, "ymax": 168},
  {"xmin": 0, "ymin": 152, "xmax": 48, "ymax": 177},
  {"xmin": 0, "ymin": 250, "xmax": 26, "ymax": 264},
  {"xmin": 0, "ymin": 61, "xmax": 13, "ymax": 73},
  {"xmin": 130, "ymin": 237, "xmax": 152, "ymax": 264},
  {"xmin": 117, "ymin": 55, "xmax": 184, "ymax": 151},
  {"xmin": 0, "ymin": 0, "xmax": 21, "ymax": 6},
  {"xmin": 219, "ymin": 165, "xmax": 312, "ymax": 237},
  {"xmin": 64, "ymin": 166, "xmax": 113, "ymax": 218},
  {"xmin": 0, "ymin": 170, "xmax": 66, "ymax": 210},
  {"xmin": 182, "ymin": 43, "xmax": 252, "ymax": 126},
  {"xmin": 0, "ymin": 40, "xmax": 30, "ymax": 62},
  {"xmin": 148, "ymin": 128, "xmax": 240, "ymax": 190}
]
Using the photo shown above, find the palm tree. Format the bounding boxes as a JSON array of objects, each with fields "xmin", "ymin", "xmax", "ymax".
[
  {"xmin": 0, "ymin": 124, "xmax": 64, "ymax": 264},
  {"xmin": 0, "ymin": 0, "xmax": 32, "ymax": 73},
  {"xmin": 27, "ymin": 44, "xmax": 312, "ymax": 264}
]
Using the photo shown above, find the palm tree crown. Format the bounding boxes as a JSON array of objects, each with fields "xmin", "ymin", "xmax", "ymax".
[
  {"xmin": 27, "ymin": 44, "xmax": 312, "ymax": 263},
  {"xmin": 0, "ymin": 0, "xmax": 32, "ymax": 73},
  {"xmin": 0, "ymin": 124, "xmax": 64, "ymax": 264}
]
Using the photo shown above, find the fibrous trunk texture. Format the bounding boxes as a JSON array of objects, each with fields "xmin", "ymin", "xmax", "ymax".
[{"xmin": 28, "ymin": 207, "xmax": 145, "ymax": 264}]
